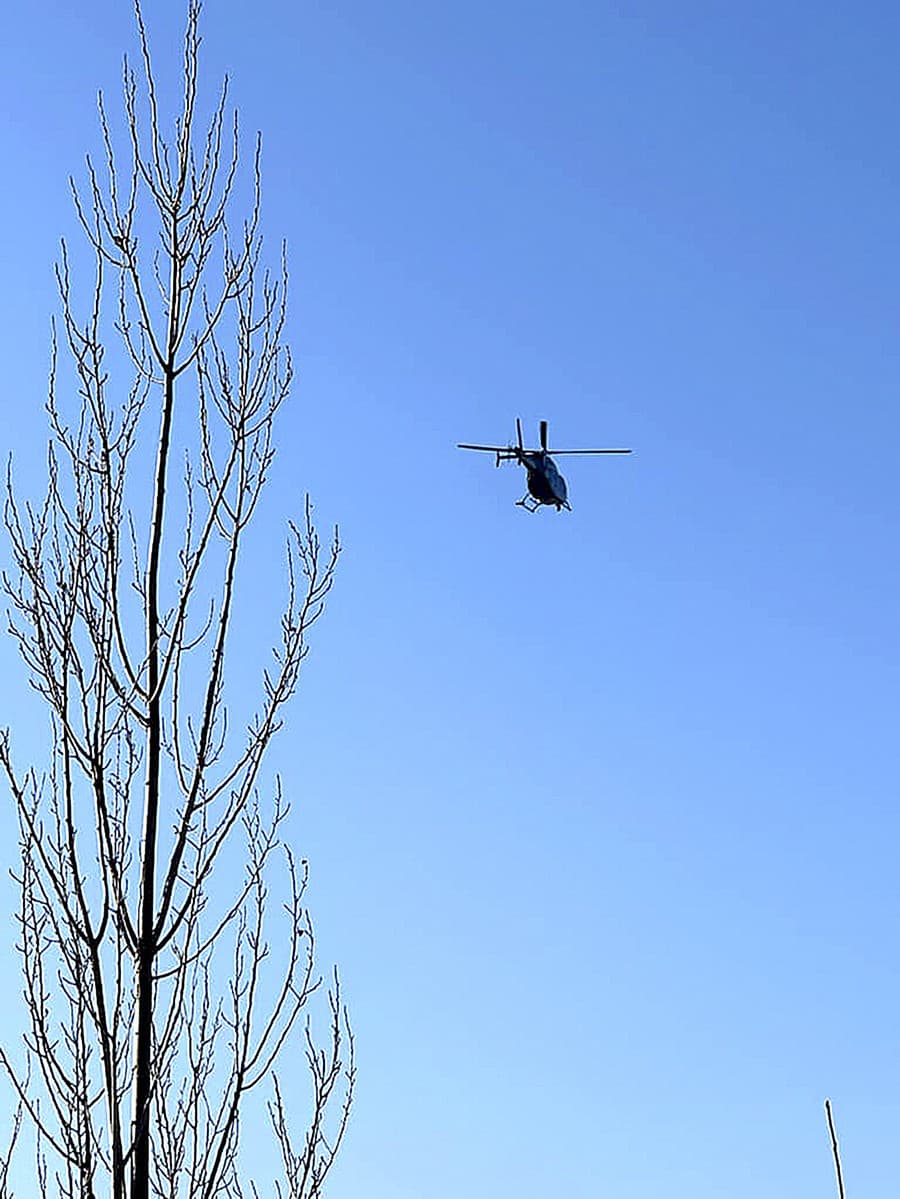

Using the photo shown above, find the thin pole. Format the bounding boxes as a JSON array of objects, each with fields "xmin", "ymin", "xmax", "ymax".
[{"xmin": 824, "ymin": 1099, "xmax": 846, "ymax": 1199}]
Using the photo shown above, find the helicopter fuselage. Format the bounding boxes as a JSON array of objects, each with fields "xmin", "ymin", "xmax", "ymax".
[{"xmin": 520, "ymin": 451, "xmax": 569, "ymax": 510}]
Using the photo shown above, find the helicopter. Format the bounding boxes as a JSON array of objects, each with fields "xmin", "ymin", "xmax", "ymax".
[{"xmin": 458, "ymin": 418, "xmax": 631, "ymax": 511}]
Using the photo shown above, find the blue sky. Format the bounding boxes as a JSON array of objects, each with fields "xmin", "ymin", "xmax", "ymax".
[{"xmin": 1, "ymin": 2, "xmax": 899, "ymax": 1196}]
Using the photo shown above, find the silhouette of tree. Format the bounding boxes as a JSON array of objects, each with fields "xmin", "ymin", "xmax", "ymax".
[{"xmin": 1, "ymin": 5, "xmax": 353, "ymax": 1196}]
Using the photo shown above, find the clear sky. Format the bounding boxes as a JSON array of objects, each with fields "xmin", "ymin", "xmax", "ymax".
[{"xmin": 1, "ymin": 2, "xmax": 899, "ymax": 1196}]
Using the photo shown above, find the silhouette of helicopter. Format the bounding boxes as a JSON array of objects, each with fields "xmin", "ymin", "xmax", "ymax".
[{"xmin": 458, "ymin": 418, "xmax": 631, "ymax": 511}]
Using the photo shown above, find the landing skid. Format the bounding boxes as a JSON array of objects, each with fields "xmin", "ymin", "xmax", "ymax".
[{"xmin": 516, "ymin": 496, "xmax": 571, "ymax": 513}]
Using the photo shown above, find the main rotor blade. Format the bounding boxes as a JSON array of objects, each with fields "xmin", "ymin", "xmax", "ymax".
[
  {"xmin": 457, "ymin": 443, "xmax": 509, "ymax": 452},
  {"xmin": 548, "ymin": 448, "xmax": 633, "ymax": 455},
  {"xmin": 540, "ymin": 419, "xmax": 548, "ymax": 451},
  {"xmin": 516, "ymin": 417, "xmax": 523, "ymax": 452}
]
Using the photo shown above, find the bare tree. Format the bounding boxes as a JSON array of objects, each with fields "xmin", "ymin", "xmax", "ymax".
[{"xmin": 0, "ymin": 4, "xmax": 354, "ymax": 1197}]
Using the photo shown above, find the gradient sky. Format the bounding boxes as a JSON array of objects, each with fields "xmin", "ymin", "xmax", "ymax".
[{"xmin": 1, "ymin": 2, "xmax": 899, "ymax": 1196}]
